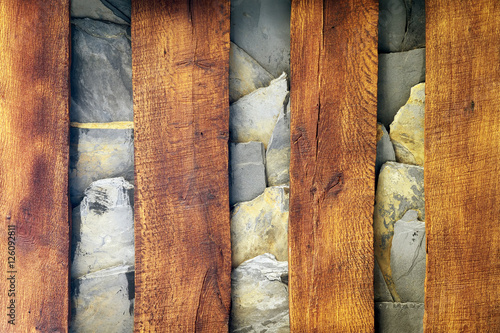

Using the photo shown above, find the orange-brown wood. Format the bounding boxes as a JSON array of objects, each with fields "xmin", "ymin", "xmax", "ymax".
[
  {"xmin": 0, "ymin": 1, "xmax": 70, "ymax": 331},
  {"xmin": 132, "ymin": 0, "xmax": 231, "ymax": 331},
  {"xmin": 289, "ymin": 0, "xmax": 378, "ymax": 331},
  {"xmin": 424, "ymin": 1, "xmax": 500, "ymax": 331}
]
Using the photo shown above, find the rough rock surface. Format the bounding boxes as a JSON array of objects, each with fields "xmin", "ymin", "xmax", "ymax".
[
  {"xmin": 376, "ymin": 123, "xmax": 396, "ymax": 176},
  {"xmin": 69, "ymin": 127, "xmax": 134, "ymax": 206},
  {"xmin": 401, "ymin": 0, "xmax": 425, "ymax": 51},
  {"xmin": 71, "ymin": 178, "xmax": 134, "ymax": 279},
  {"xmin": 230, "ymin": 142, "xmax": 267, "ymax": 205},
  {"xmin": 230, "ymin": 73, "xmax": 288, "ymax": 149},
  {"xmin": 71, "ymin": 265, "xmax": 134, "ymax": 333},
  {"xmin": 231, "ymin": 186, "xmax": 289, "ymax": 267},
  {"xmin": 379, "ymin": 0, "xmax": 407, "ymax": 52},
  {"xmin": 375, "ymin": 259, "xmax": 393, "ymax": 302},
  {"xmin": 374, "ymin": 162, "xmax": 425, "ymax": 301},
  {"xmin": 231, "ymin": 254, "xmax": 289, "ymax": 333},
  {"xmin": 71, "ymin": 19, "xmax": 132, "ymax": 122},
  {"xmin": 266, "ymin": 100, "xmax": 291, "ymax": 186},
  {"xmin": 230, "ymin": 0, "xmax": 290, "ymax": 77},
  {"xmin": 390, "ymin": 83, "xmax": 425, "ymax": 166},
  {"xmin": 391, "ymin": 210, "xmax": 426, "ymax": 303},
  {"xmin": 71, "ymin": 0, "xmax": 129, "ymax": 25},
  {"xmin": 100, "ymin": 0, "xmax": 131, "ymax": 24},
  {"xmin": 230, "ymin": 42, "xmax": 275, "ymax": 104},
  {"xmin": 378, "ymin": 48, "xmax": 425, "ymax": 127},
  {"xmin": 375, "ymin": 302, "xmax": 424, "ymax": 333}
]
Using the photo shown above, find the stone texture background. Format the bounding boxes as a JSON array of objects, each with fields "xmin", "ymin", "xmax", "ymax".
[{"xmin": 69, "ymin": 0, "xmax": 426, "ymax": 332}]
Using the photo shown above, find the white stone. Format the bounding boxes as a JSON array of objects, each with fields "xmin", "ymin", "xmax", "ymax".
[
  {"xmin": 266, "ymin": 100, "xmax": 290, "ymax": 186},
  {"xmin": 391, "ymin": 210, "xmax": 426, "ymax": 302},
  {"xmin": 230, "ymin": 142, "xmax": 267, "ymax": 205},
  {"xmin": 375, "ymin": 302, "xmax": 424, "ymax": 333},
  {"xmin": 390, "ymin": 83, "xmax": 425, "ymax": 166},
  {"xmin": 231, "ymin": 186, "xmax": 289, "ymax": 267},
  {"xmin": 231, "ymin": 254, "xmax": 289, "ymax": 332},
  {"xmin": 71, "ymin": 265, "xmax": 134, "ymax": 333},
  {"xmin": 71, "ymin": 178, "xmax": 134, "ymax": 279},
  {"xmin": 230, "ymin": 73, "xmax": 288, "ymax": 149},
  {"xmin": 230, "ymin": 42, "xmax": 275, "ymax": 103}
]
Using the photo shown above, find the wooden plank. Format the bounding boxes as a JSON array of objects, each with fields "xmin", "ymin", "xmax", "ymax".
[
  {"xmin": 132, "ymin": 1, "xmax": 231, "ymax": 331},
  {"xmin": 289, "ymin": 0, "xmax": 378, "ymax": 331},
  {"xmin": 424, "ymin": 1, "xmax": 500, "ymax": 331},
  {"xmin": 0, "ymin": 1, "xmax": 70, "ymax": 331}
]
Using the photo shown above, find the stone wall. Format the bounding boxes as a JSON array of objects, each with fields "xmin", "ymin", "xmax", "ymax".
[{"xmin": 69, "ymin": 0, "xmax": 426, "ymax": 332}]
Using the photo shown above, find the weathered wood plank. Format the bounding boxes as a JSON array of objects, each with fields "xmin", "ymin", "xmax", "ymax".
[
  {"xmin": 0, "ymin": 1, "xmax": 70, "ymax": 331},
  {"xmin": 132, "ymin": 1, "xmax": 231, "ymax": 331},
  {"xmin": 289, "ymin": 0, "xmax": 378, "ymax": 331},
  {"xmin": 424, "ymin": 1, "xmax": 500, "ymax": 331}
]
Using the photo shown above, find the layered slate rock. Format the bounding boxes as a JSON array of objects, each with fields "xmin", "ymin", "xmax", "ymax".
[
  {"xmin": 379, "ymin": 0, "xmax": 407, "ymax": 52},
  {"xmin": 71, "ymin": 265, "xmax": 134, "ymax": 333},
  {"xmin": 230, "ymin": 141, "xmax": 267, "ymax": 205},
  {"xmin": 71, "ymin": 0, "xmax": 129, "ymax": 25},
  {"xmin": 71, "ymin": 18, "xmax": 132, "ymax": 122},
  {"xmin": 231, "ymin": 254, "xmax": 289, "ymax": 333},
  {"xmin": 230, "ymin": 0, "xmax": 291, "ymax": 77},
  {"xmin": 71, "ymin": 177, "xmax": 134, "ymax": 279},
  {"xmin": 379, "ymin": 0, "xmax": 426, "ymax": 53},
  {"xmin": 100, "ymin": 0, "xmax": 131, "ymax": 24},
  {"xmin": 390, "ymin": 83, "xmax": 425, "ymax": 166},
  {"xmin": 231, "ymin": 186, "xmax": 289, "ymax": 267},
  {"xmin": 266, "ymin": 100, "xmax": 291, "ymax": 186},
  {"xmin": 374, "ymin": 162, "xmax": 425, "ymax": 301},
  {"xmin": 69, "ymin": 127, "xmax": 134, "ymax": 206},
  {"xmin": 376, "ymin": 123, "xmax": 396, "ymax": 176},
  {"xmin": 230, "ymin": 73, "xmax": 288, "ymax": 149},
  {"xmin": 229, "ymin": 42, "xmax": 275, "ymax": 104},
  {"xmin": 375, "ymin": 302, "xmax": 424, "ymax": 333},
  {"xmin": 391, "ymin": 210, "xmax": 426, "ymax": 302},
  {"xmin": 378, "ymin": 48, "xmax": 425, "ymax": 127}
]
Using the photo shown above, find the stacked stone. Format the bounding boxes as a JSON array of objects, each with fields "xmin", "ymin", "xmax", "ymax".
[
  {"xmin": 229, "ymin": 1, "xmax": 291, "ymax": 332},
  {"xmin": 69, "ymin": 1, "xmax": 134, "ymax": 332},
  {"xmin": 375, "ymin": 1, "xmax": 426, "ymax": 332}
]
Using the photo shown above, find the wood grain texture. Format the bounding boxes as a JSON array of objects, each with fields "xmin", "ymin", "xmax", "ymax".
[
  {"xmin": 289, "ymin": 0, "xmax": 378, "ymax": 331},
  {"xmin": 424, "ymin": 1, "xmax": 500, "ymax": 331},
  {"xmin": 0, "ymin": 1, "xmax": 70, "ymax": 331},
  {"xmin": 132, "ymin": 1, "xmax": 231, "ymax": 331}
]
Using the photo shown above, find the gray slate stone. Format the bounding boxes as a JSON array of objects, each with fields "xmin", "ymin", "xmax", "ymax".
[
  {"xmin": 401, "ymin": 0, "xmax": 425, "ymax": 51},
  {"xmin": 71, "ymin": 265, "xmax": 134, "ymax": 333},
  {"xmin": 379, "ymin": 0, "xmax": 407, "ymax": 52},
  {"xmin": 231, "ymin": 254, "xmax": 289, "ymax": 333},
  {"xmin": 100, "ymin": 0, "xmax": 131, "ymax": 24},
  {"xmin": 230, "ymin": 73, "xmax": 288, "ymax": 149},
  {"xmin": 391, "ymin": 210, "xmax": 426, "ymax": 303},
  {"xmin": 231, "ymin": 186, "xmax": 289, "ymax": 267},
  {"xmin": 230, "ymin": 42, "xmax": 275, "ymax": 104},
  {"xmin": 376, "ymin": 123, "xmax": 396, "ymax": 177},
  {"xmin": 378, "ymin": 48, "xmax": 425, "ymax": 127},
  {"xmin": 266, "ymin": 100, "xmax": 290, "ymax": 186},
  {"xmin": 71, "ymin": 178, "xmax": 134, "ymax": 279},
  {"xmin": 71, "ymin": 0, "xmax": 129, "ymax": 25},
  {"xmin": 375, "ymin": 302, "xmax": 424, "ymax": 333},
  {"xmin": 71, "ymin": 19, "xmax": 132, "ymax": 122},
  {"xmin": 231, "ymin": 0, "xmax": 291, "ymax": 77},
  {"xmin": 69, "ymin": 127, "xmax": 134, "ymax": 206},
  {"xmin": 230, "ymin": 142, "xmax": 267, "ymax": 205},
  {"xmin": 375, "ymin": 259, "xmax": 393, "ymax": 302}
]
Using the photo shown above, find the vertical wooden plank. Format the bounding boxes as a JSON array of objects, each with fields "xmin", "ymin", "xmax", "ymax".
[
  {"xmin": 0, "ymin": 1, "xmax": 70, "ymax": 331},
  {"xmin": 132, "ymin": 0, "xmax": 231, "ymax": 331},
  {"xmin": 424, "ymin": 1, "xmax": 500, "ymax": 331},
  {"xmin": 289, "ymin": 0, "xmax": 378, "ymax": 331}
]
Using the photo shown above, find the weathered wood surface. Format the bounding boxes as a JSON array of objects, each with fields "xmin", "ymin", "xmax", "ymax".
[
  {"xmin": 424, "ymin": 1, "xmax": 500, "ymax": 331},
  {"xmin": 289, "ymin": 0, "xmax": 378, "ymax": 331},
  {"xmin": 132, "ymin": 1, "xmax": 231, "ymax": 331},
  {"xmin": 0, "ymin": 1, "xmax": 70, "ymax": 331}
]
